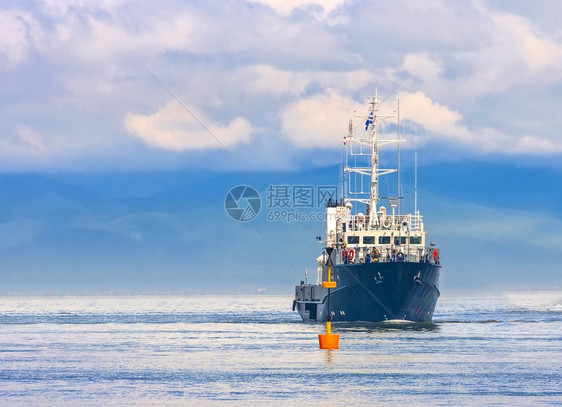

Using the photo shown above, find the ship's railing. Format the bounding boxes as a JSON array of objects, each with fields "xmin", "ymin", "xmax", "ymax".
[{"xmin": 325, "ymin": 246, "xmax": 440, "ymax": 266}]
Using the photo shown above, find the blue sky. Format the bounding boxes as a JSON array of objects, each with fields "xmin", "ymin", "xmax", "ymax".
[{"xmin": 1, "ymin": 0, "xmax": 561, "ymax": 293}]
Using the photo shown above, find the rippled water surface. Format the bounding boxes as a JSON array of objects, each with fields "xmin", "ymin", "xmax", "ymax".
[{"xmin": 1, "ymin": 292, "xmax": 560, "ymax": 406}]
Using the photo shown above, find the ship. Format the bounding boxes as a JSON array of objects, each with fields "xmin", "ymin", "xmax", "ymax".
[{"xmin": 293, "ymin": 91, "xmax": 441, "ymax": 323}]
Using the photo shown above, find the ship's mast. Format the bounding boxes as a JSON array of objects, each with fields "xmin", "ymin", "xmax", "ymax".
[
  {"xmin": 344, "ymin": 90, "xmax": 398, "ymax": 230},
  {"xmin": 367, "ymin": 92, "xmax": 380, "ymax": 229}
]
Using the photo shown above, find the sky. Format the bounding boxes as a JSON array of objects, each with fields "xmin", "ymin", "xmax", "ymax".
[{"xmin": 1, "ymin": 0, "xmax": 561, "ymax": 294}]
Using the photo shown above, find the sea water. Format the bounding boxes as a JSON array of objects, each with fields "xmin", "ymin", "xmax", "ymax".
[{"xmin": 0, "ymin": 292, "xmax": 560, "ymax": 406}]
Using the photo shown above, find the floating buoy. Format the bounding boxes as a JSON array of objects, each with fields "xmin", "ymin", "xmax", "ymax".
[
  {"xmin": 319, "ymin": 247, "xmax": 340, "ymax": 350},
  {"xmin": 319, "ymin": 321, "xmax": 339, "ymax": 349}
]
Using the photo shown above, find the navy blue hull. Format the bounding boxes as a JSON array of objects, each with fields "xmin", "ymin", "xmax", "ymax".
[{"xmin": 320, "ymin": 261, "xmax": 440, "ymax": 322}]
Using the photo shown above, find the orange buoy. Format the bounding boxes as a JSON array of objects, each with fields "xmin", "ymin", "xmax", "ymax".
[
  {"xmin": 319, "ymin": 247, "xmax": 339, "ymax": 349},
  {"xmin": 319, "ymin": 321, "xmax": 339, "ymax": 349}
]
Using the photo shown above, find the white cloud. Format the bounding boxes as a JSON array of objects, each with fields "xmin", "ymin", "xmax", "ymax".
[
  {"xmin": 0, "ymin": 11, "xmax": 41, "ymax": 67},
  {"xmin": 244, "ymin": 65, "xmax": 373, "ymax": 97},
  {"xmin": 247, "ymin": 0, "xmax": 347, "ymax": 17},
  {"xmin": 245, "ymin": 65, "xmax": 310, "ymax": 97},
  {"xmin": 124, "ymin": 101, "xmax": 253, "ymax": 151},
  {"xmin": 390, "ymin": 3, "xmax": 562, "ymax": 104},
  {"xmin": 34, "ymin": 1, "xmax": 349, "ymax": 77},
  {"xmin": 2, "ymin": 0, "xmax": 562, "ymax": 172},
  {"xmin": 400, "ymin": 53, "xmax": 443, "ymax": 88},
  {"xmin": 511, "ymin": 135, "xmax": 562, "ymax": 154},
  {"xmin": 42, "ymin": 0, "xmax": 130, "ymax": 18},
  {"xmin": 31, "ymin": 5, "xmax": 205, "ymax": 72},
  {"xmin": 454, "ymin": 10, "xmax": 562, "ymax": 98},
  {"xmin": 397, "ymin": 91, "xmax": 468, "ymax": 141},
  {"xmin": 0, "ymin": 126, "xmax": 47, "ymax": 156},
  {"xmin": 397, "ymin": 91, "xmax": 562, "ymax": 155},
  {"xmin": 281, "ymin": 89, "xmax": 363, "ymax": 148},
  {"xmin": 16, "ymin": 126, "xmax": 46, "ymax": 152}
]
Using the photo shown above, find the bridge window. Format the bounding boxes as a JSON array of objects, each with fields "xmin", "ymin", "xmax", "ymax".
[
  {"xmin": 410, "ymin": 236, "xmax": 422, "ymax": 244},
  {"xmin": 363, "ymin": 236, "xmax": 375, "ymax": 244},
  {"xmin": 394, "ymin": 237, "xmax": 407, "ymax": 245},
  {"xmin": 347, "ymin": 236, "xmax": 359, "ymax": 244},
  {"xmin": 379, "ymin": 236, "xmax": 390, "ymax": 244}
]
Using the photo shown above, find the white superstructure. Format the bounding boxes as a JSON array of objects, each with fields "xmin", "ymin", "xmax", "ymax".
[{"xmin": 325, "ymin": 91, "xmax": 437, "ymax": 266}]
